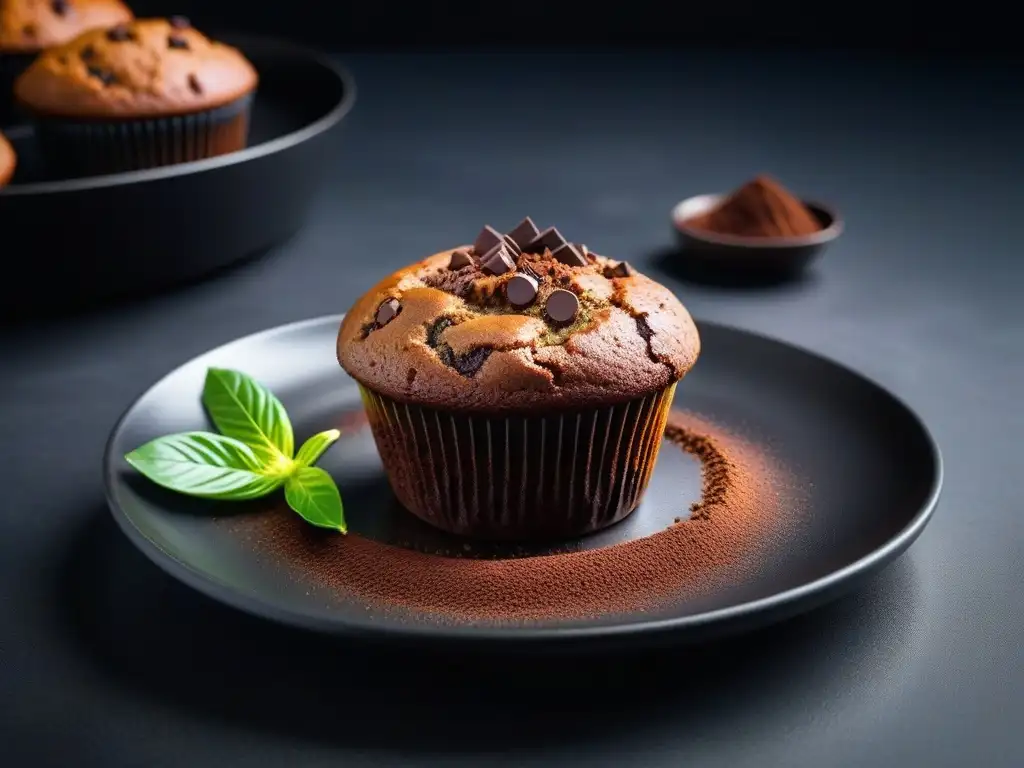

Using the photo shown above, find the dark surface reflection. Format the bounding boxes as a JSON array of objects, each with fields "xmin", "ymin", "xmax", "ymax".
[{"xmin": 54, "ymin": 509, "xmax": 920, "ymax": 755}]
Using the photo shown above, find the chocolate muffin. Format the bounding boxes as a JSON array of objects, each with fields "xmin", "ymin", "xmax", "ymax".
[
  {"xmin": 338, "ymin": 217, "xmax": 701, "ymax": 541},
  {"xmin": 14, "ymin": 17, "xmax": 257, "ymax": 176},
  {"xmin": 0, "ymin": 0, "xmax": 133, "ymax": 121},
  {"xmin": 0, "ymin": 129, "xmax": 15, "ymax": 185}
]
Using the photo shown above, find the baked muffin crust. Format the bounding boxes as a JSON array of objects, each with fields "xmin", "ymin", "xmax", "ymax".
[
  {"xmin": 0, "ymin": 0, "xmax": 132, "ymax": 53},
  {"xmin": 14, "ymin": 17, "xmax": 257, "ymax": 117},
  {"xmin": 339, "ymin": 220, "xmax": 700, "ymax": 413}
]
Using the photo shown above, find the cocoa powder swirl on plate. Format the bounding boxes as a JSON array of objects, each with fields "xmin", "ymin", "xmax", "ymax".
[{"xmin": 229, "ymin": 411, "xmax": 792, "ymax": 623}]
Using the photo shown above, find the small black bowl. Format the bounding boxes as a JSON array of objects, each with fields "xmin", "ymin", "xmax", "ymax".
[{"xmin": 670, "ymin": 194, "xmax": 843, "ymax": 280}]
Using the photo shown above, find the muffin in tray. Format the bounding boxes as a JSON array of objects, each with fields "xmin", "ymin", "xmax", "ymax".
[
  {"xmin": 0, "ymin": 0, "xmax": 134, "ymax": 121},
  {"xmin": 14, "ymin": 17, "xmax": 257, "ymax": 176},
  {"xmin": 0, "ymin": 129, "xmax": 15, "ymax": 185},
  {"xmin": 338, "ymin": 217, "xmax": 701, "ymax": 541}
]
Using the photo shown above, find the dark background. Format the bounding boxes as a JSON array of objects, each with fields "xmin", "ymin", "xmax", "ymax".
[
  {"xmin": 3, "ymin": 2, "xmax": 1023, "ymax": 767},
  {"xmin": 130, "ymin": 0, "xmax": 1018, "ymax": 52}
]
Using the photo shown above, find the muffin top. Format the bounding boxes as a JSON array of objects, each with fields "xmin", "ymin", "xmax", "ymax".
[
  {"xmin": 0, "ymin": 131, "xmax": 15, "ymax": 187},
  {"xmin": 0, "ymin": 0, "xmax": 132, "ymax": 53},
  {"xmin": 338, "ymin": 217, "xmax": 700, "ymax": 412},
  {"xmin": 13, "ymin": 17, "xmax": 258, "ymax": 118}
]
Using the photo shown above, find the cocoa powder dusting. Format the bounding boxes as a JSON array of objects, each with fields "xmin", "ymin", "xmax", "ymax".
[{"xmin": 230, "ymin": 412, "xmax": 790, "ymax": 623}]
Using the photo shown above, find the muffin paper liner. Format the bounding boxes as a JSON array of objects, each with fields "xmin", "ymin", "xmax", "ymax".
[
  {"xmin": 360, "ymin": 383, "xmax": 677, "ymax": 541},
  {"xmin": 29, "ymin": 93, "xmax": 254, "ymax": 177},
  {"xmin": 0, "ymin": 53, "xmax": 35, "ymax": 124}
]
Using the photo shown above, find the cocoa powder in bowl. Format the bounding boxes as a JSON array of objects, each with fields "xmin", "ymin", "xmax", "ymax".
[{"xmin": 231, "ymin": 411, "xmax": 791, "ymax": 623}]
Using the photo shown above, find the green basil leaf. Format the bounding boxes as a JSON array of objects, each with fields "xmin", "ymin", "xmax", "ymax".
[
  {"xmin": 202, "ymin": 368, "xmax": 294, "ymax": 465},
  {"xmin": 125, "ymin": 431, "xmax": 286, "ymax": 500},
  {"xmin": 294, "ymin": 429, "xmax": 341, "ymax": 468},
  {"xmin": 284, "ymin": 466, "xmax": 346, "ymax": 533}
]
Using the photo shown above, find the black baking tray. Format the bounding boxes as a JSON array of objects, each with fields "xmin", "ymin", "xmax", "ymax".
[{"xmin": 0, "ymin": 34, "xmax": 355, "ymax": 318}]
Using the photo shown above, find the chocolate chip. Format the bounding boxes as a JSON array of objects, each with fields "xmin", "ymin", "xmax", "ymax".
[
  {"xmin": 375, "ymin": 297, "xmax": 401, "ymax": 326},
  {"xmin": 503, "ymin": 234, "xmax": 522, "ymax": 255},
  {"xmin": 521, "ymin": 262, "xmax": 542, "ymax": 281},
  {"xmin": 545, "ymin": 289, "xmax": 580, "ymax": 324},
  {"xmin": 481, "ymin": 243, "xmax": 516, "ymax": 276},
  {"xmin": 22, "ymin": 24, "xmax": 36, "ymax": 38},
  {"xmin": 188, "ymin": 74, "xmax": 203, "ymax": 94},
  {"xmin": 635, "ymin": 314, "xmax": 654, "ymax": 342},
  {"xmin": 168, "ymin": 35, "xmax": 190, "ymax": 50},
  {"xmin": 106, "ymin": 25, "xmax": 134, "ymax": 42},
  {"xmin": 473, "ymin": 225, "xmax": 503, "ymax": 256},
  {"xmin": 51, "ymin": 0, "xmax": 70, "ymax": 16},
  {"xmin": 610, "ymin": 261, "xmax": 635, "ymax": 278},
  {"xmin": 80, "ymin": 45, "xmax": 95, "ymax": 61},
  {"xmin": 426, "ymin": 317, "xmax": 454, "ymax": 347},
  {"xmin": 527, "ymin": 226, "xmax": 566, "ymax": 254},
  {"xmin": 552, "ymin": 242, "xmax": 587, "ymax": 267},
  {"xmin": 448, "ymin": 249, "xmax": 474, "ymax": 270},
  {"xmin": 507, "ymin": 216, "xmax": 540, "ymax": 248},
  {"xmin": 454, "ymin": 347, "xmax": 492, "ymax": 377},
  {"xmin": 506, "ymin": 274, "xmax": 539, "ymax": 307},
  {"xmin": 170, "ymin": 16, "xmax": 191, "ymax": 29},
  {"xmin": 87, "ymin": 66, "xmax": 116, "ymax": 85}
]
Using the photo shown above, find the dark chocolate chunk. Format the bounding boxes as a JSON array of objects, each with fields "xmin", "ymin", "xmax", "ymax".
[
  {"xmin": 375, "ymin": 297, "xmax": 402, "ymax": 326},
  {"xmin": 527, "ymin": 226, "xmax": 567, "ymax": 254},
  {"xmin": 552, "ymin": 242, "xmax": 587, "ymax": 267},
  {"xmin": 426, "ymin": 317, "xmax": 455, "ymax": 348},
  {"xmin": 610, "ymin": 261, "xmax": 635, "ymax": 278},
  {"xmin": 170, "ymin": 16, "xmax": 191, "ymax": 29},
  {"xmin": 520, "ymin": 262, "xmax": 542, "ymax": 281},
  {"xmin": 106, "ymin": 25, "xmax": 134, "ymax": 42},
  {"xmin": 545, "ymin": 289, "xmax": 580, "ymax": 324},
  {"xmin": 51, "ymin": 0, "xmax": 70, "ymax": 16},
  {"xmin": 87, "ymin": 66, "xmax": 116, "ymax": 86},
  {"xmin": 80, "ymin": 45, "xmax": 95, "ymax": 61},
  {"xmin": 188, "ymin": 74, "xmax": 203, "ymax": 94},
  {"xmin": 635, "ymin": 314, "xmax": 654, "ymax": 342},
  {"xmin": 506, "ymin": 274, "xmax": 539, "ymax": 307},
  {"xmin": 481, "ymin": 244, "xmax": 516, "ymax": 276},
  {"xmin": 507, "ymin": 216, "xmax": 540, "ymax": 248},
  {"xmin": 426, "ymin": 317, "xmax": 492, "ymax": 377},
  {"xmin": 454, "ymin": 347, "xmax": 492, "ymax": 377},
  {"xmin": 168, "ymin": 35, "xmax": 190, "ymax": 50},
  {"xmin": 448, "ymin": 249, "xmax": 474, "ymax": 270},
  {"xmin": 503, "ymin": 234, "xmax": 522, "ymax": 255},
  {"xmin": 473, "ymin": 225, "xmax": 503, "ymax": 256},
  {"xmin": 22, "ymin": 24, "xmax": 36, "ymax": 38}
]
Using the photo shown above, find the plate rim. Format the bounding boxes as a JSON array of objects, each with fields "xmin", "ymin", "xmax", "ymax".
[
  {"xmin": 0, "ymin": 34, "xmax": 356, "ymax": 197},
  {"xmin": 103, "ymin": 314, "xmax": 943, "ymax": 645}
]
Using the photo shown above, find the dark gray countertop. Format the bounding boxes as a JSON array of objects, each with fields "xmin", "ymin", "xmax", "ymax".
[{"xmin": 1, "ymin": 50, "xmax": 1021, "ymax": 767}]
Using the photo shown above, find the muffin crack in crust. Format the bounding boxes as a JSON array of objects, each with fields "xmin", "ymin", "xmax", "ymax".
[
  {"xmin": 425, "ymin": 316, "xmax": 494, "ymax": 377},
  {"xmin": 338, "ymin": 217, "xmax": 700, "ymax": 412}
]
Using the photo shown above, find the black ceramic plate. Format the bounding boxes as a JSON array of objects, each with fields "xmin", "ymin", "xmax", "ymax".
[
  {"xmin": 0, "ymin": 36, "xmax": 354, "ymax": 317},
  {"xmin": 104, "ymin": 316, "xmax": 941, "ymax": 651}
]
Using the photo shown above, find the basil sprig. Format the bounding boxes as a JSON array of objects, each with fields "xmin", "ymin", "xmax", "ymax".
[{"xmin": 125, "ymin": 368, "xmax": 345, "ymax": 533}]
